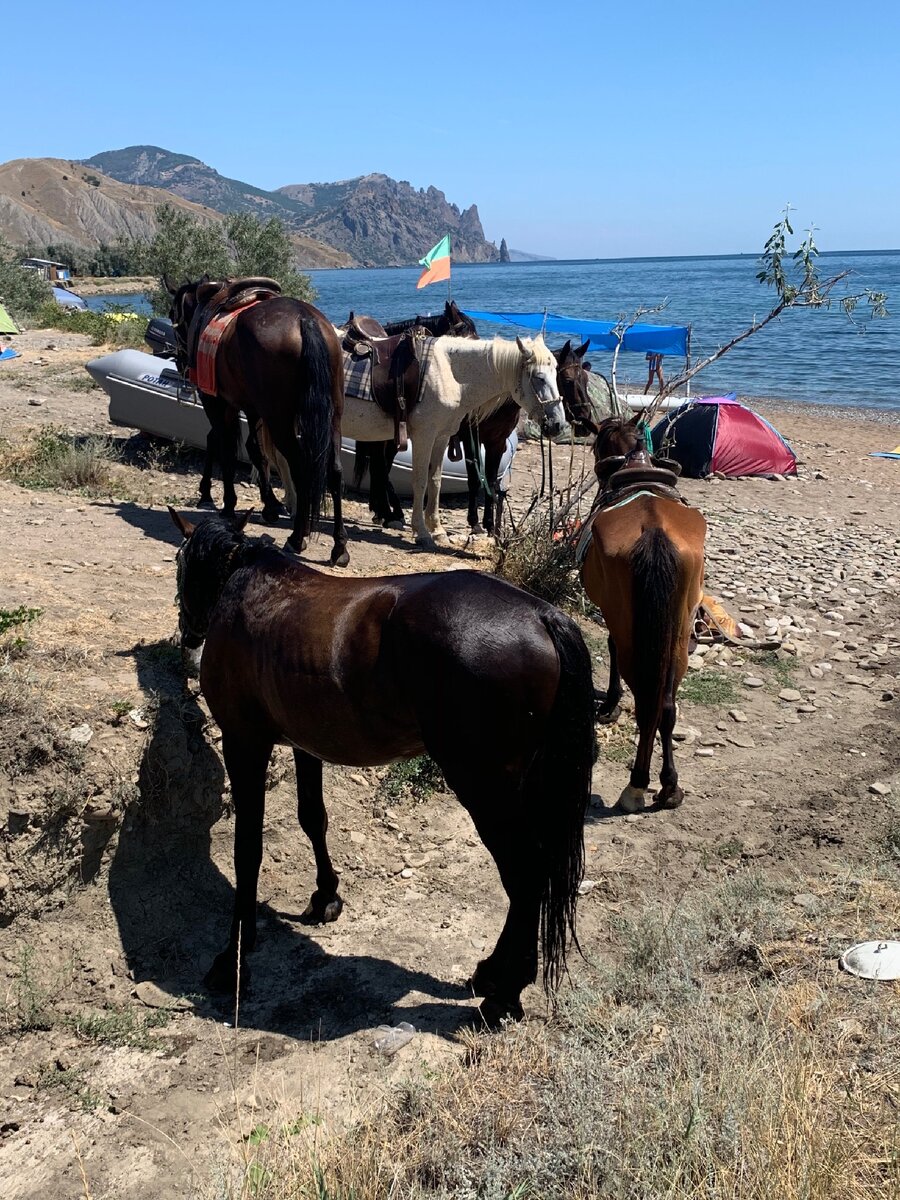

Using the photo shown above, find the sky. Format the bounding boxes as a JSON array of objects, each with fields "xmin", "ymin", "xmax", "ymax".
[{"xmin": 3, "ymin": 0, "xmax": 899, "ymax": 259}]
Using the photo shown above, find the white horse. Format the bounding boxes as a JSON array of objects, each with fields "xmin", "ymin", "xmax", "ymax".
[{"xmin": 271, "ymin": 335, "xmax": 565, "ymax": 548}]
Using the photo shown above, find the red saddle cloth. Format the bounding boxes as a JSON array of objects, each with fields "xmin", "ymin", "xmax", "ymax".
[{"xmin": 189, "ymin": 299, "xmax": 260, "ymax": 396}]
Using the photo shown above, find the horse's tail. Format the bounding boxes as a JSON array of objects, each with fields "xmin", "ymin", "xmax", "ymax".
[
  {"xmin": 630, "ymin": 526, "xmax": 681, "ymax": 734},
  {"xmin": 297, "ymin": 316, "xmax": 334, "ymax": 528},
  {"xmin": 526, "ymin": 608, "xmax": 595, "ymax": 992}
]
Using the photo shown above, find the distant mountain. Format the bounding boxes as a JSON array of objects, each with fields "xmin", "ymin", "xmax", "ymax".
[
  {"xmin": 0, "ymin": 156, "xmax": 352, "ymax": 269},
  {"xmin": 0, "ymin": 157, "xmax": 216, "ymax": 250},
  {"xmin": 277, "ymin": 173, "xmax": 498, "ymax": 267},
  {"xmin": 83, "ymin": 146, "xmax": 499, "ymax": 268}
]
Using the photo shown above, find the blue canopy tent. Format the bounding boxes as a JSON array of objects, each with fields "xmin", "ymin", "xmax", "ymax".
[
  {"xmin": 465, "ymin": 311, "xmax": 689, "ymax": 357},
  {"xmin": 465, "ymin": 310, "xmax": 693, "ymax": 401}
]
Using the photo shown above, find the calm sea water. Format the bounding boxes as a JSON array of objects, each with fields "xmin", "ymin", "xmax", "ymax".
[{"xmin": 90, "ymin": 251, "xmax": 900, "ymax": 409}]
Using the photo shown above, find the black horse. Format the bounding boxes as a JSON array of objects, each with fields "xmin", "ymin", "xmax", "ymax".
[{"xmin": 170, "ymin": 509, "xmax": 595, "ymax": 1024}]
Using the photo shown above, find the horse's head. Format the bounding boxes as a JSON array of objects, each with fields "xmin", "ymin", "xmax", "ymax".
[
  {"xmin": 165, "ymin": 274, "xmax": 216, "ymax": 373},
  {"xmin": 168, "ymin": 508, "xmax": 252, "ymax": 674},
  {"xmin": 515, "ymin": 336, "xmax": 565, "ymax": 437},
  {"xmin": 592, "ymin": 414, "xmax": 644, "ymax": 484},
  {"xmin": 444, "ymin": 300, "xmax": 479, "ymax": 339},
  {"xmin": 554, "ymin": 339, "xmax": 594, "ymax": 434}
]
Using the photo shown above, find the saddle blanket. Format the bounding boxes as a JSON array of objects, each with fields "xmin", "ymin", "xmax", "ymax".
[
  {"xmin": 189, "ymin": 299, "xmax": 260, "ymax": 396},
  {"xmin": 341, "ymin": 337, "xmax": 436, "ymax": 404}
]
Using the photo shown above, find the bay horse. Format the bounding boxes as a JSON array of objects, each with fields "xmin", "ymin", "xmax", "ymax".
[
  {"xmin": 166, "ymin": 278, "xmax": 350, "ymax": 567},
  {"xmin": 580, "ymin": 416, "xmax": 707, "ymax": 812},
  {"xmin": 169, "ymin": 509, "xmax": 595, "ymax": 1024}
]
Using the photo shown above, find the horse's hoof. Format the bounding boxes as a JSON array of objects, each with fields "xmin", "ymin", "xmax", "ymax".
[
  {"xmin": 431, "ymin": 531, "xmax": 450, "ymax": 549},
  {"xmin": 470, "ymin": 523, "xmax": 486, "ymax": 537},
  {"xmin": 284, "ymin": 536, "xmax": 308, "ymax": 555},
  {"xmin": 618, "ymin": 785, "xmax": 646, "ymax": 813},
  {"xmin": 415, "ymin": 534, "xmax": 436, "ymax": 550},
  {"xmin": 385, "ymin": 519, "xmax": 405, "ymax": 530},
  {"xmin": 204, "ymin": 950, "xmax": 247, "ymax": 994},
  {"xmin": 595, "ymin": 702, "xmax": 621, "ymax": 726},
  {"xmin": 478, "ymin": 995, "xmax": 524, "ymax": 1029},
  {"xmin": 468, "ymin": 958, "xmax": 499, "ymax": 998},
  {"xmin": 197, "ymin": 496, "xmax": 216, "ymax": 510},
  {"xmin": 262, "ymin": 504, "xmax": 284, "ymax": 525},
  {"xmin": 659, "ymin": 785, "xmax": 684, "ymax": 809},
  {"xmin": 330, "ymin": 547, "xmax": 350, "ymax": 569},
  {"xmin": 300, "ymin": 892, "xmax": 343, "ymax": 925}
]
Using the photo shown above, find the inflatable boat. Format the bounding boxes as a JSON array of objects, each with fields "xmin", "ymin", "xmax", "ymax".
[{"xmin": 85, "ymin": 346, "xmax": 516, "ymax": 498}]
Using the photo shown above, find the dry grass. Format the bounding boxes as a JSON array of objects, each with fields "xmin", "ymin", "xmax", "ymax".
[
  {"xmin": 0, "ymin": 425, "xmax": 119, "ymax": 493},
  {"xmin": 212, "ymin": 870, "xmax": 900, "ymax": 1200}
]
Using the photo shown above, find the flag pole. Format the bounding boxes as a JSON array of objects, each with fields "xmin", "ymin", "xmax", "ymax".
[{"xmin": 447, "ymin": 233, "xmax": 452, "ymax": 302}]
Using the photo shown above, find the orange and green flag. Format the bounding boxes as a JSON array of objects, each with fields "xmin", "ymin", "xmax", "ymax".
[{"xmin": 416, "ymin": 234, "xmax": 451, "ymax": 289}]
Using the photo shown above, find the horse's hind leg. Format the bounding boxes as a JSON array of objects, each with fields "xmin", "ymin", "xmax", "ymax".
[
  {"xmin": 463, "ymin": 429, "xmax": 485, "ymax": 535},
  {"xmin": 595, "ymin": 635, "xmax": 622, "ymax": 723},
  {"xmin": 657, "ymin": 663, "xmax": 684, "ymax": 809},
  {"xmin": 619, "ymin": 697, "xmax": 657, "ymax": 813},
  {"xmin": 245, "ymin": 421, "xmax": 285, "ymax": 525},
  {"xmin": 448, "ymin": 775, "xmax": 540, "ymax": 1025},
  {"xmin": 294, "ymin": 750, "xmax": 343, "ymax": 923},
  {"xmin": 327, "ymin": 430, "xmax": 350, "ymax": 568},
  {"xmin": 199, "ymin": 428, "xmax": 216, "ymax": 507},
  {"xmin": 205, "ymin": 735, "xmax": 273, "ymax": 993}
]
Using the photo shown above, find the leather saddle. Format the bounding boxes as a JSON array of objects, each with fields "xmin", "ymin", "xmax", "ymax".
[
  {"xmin": 188, "ymin": 277, "xmax": 282, "ymax": 374},
  {"xmin": 596, "ymin": 447, "xmax": 685, "ymax": 508},
  {"xmin": 342, "ymin": 312, "xmax": 425, "ymax": 449}
]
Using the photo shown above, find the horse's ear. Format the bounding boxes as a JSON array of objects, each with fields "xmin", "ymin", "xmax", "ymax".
[
  {"xmin": 163, "ymin": 274, "xmax": 178, "ymax": 296},
  {"xmin": 168, "ymin": 506, "xmax": 195, "ymax": 539},
  {"xmin": 200, "ymin": 273, "xmax": 210, "ymax": 286},
  {"xmin": 576, "ymin": 340, "xmax": 591, "ymax": 359},
  {"xmin": 559, "ymin": 339, "xmax": 571, "ymax": 358},
  {"xmin": 583, "ymin": 362, "xmax": 592, "ymax": 372},
  {"xmin": 516, "ymin": 336, "xmax": 531, "ymax": 358},
  {"xmin": 232, "ymin": 509, "xmax": 254, "ymax": 533}
]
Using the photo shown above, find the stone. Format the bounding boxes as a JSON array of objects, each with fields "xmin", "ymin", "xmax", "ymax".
[
  {"xmin": 728, "ymin": 709, "xmax": 748, "ymax": 723},
  {"xmin": 743, "ymin": 676, "xmax": 764, "ymax": 688},
  {"xmin": 400, "ymin": 867, "xmax": 414, "ymax": 879},
  {"xmin": 792, "ymin": 892, "xmax": 819, "ymax": 912},
  {"xmin": 349, "ymin": 831, "xmax": 366, "ymax": 845},
  {"xmin": 727, "ymin": 733, "xmax": 756, "ymax": 749},
  {"xmin": 778, "ymin": 689, "xmax": 802, "ymax": 702},
  {"xmin": 69, "ymin": 723, "xmax": 94, "ymax": 745},
  {"xmin": 134, "ymin": 981, "xmax": 192, "ymax": 1010},
  {"xmin": 695, "ymin": 748, "xmax": 715, "ymax": 758},
  {"xmin": 868, "ymin": 782, "xmax": 892, "ymax": 797},
  {"xmin": 349, "ymin": 772, "xmax": 367, "ymax": 786}
]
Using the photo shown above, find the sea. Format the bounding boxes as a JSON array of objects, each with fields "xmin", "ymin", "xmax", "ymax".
[{"xmin": 86, "ymin": 251, "xmax": 900, "ymax": 411}]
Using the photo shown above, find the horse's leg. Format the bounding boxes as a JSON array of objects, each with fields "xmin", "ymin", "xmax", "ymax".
[
  {"xmin": 424, "ymin": 439, "xmax": 449, "ymax": 545},
  {"xmin": 656, "ymin": 662, "xmax": 684, "ymax": 809},
  {"xmin": 449, "ymin": 776, "xmax": 541, "ymax": 1025},
  {"xmin": 198, "ymin": 428, "xmax": 216, "ymax": 507},
  {"xmin": 245, "ymin": 422, "xmax": 285, "ymax": 525},
  {"xmin": 595, "ymin": 635, "xmax": 622, "ymax": 723},
  {"xmin": 619, "ymin": 698, "xmax": 658, "ymax": 813},
  {"xmin": 410, "ymin": 431, "xmax": 437, "ymax": 547},
  {"xmin": 219, "ymin": 406, "xmax": 241, "ymax": 519},
  {"xmin": 204, "ymin": 734, "xmax": 273, "ymax": 993},
  {"xmin": 266, "ymin": 421, "xmax": 310, "ymax": 553},
  {"xmin": 293, "ymin": 750, "xmax": 344, "ymax": 922},
  {"xmin": 482, "ymin": 440, "xmax": 505, "ymax": 537},
  {"xmin": 327, "ymin": 427, "xmax": 350, "ymax": 568},
  {"xmin": 463, "ymin": 425, "xmax": 484, "ymax": 535},
  {"xmin": 382, "ymin": 444, "xmax": 405, "ymax": 527}
]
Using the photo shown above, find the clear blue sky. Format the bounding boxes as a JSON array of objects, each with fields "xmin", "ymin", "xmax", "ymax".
[{"xmin": 3, "ymin": 0, "xmax": 898, "ymax": 258}]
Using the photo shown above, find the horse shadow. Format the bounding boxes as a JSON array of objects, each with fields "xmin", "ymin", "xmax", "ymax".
[{"xmin": 106, "ymin": 637, "xmax": 471, "ymax": 1043}]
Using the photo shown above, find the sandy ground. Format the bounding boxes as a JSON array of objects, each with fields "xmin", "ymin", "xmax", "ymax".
[{"xmin": 0, "ymin": 330, "xmax": 899, "ymax": 1198}]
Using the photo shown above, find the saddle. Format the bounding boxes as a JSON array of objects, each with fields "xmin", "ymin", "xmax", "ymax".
[
  {"xmin": 187, "ymin": 277, "xmax": 282, "ymax": 382},
  {"xmin": 596, "ymin": 448, "xmax": 685, "ymax": 509},
  {"xmin": 342, "ymin": 314, "xmax": 426, "ymax": 449}
]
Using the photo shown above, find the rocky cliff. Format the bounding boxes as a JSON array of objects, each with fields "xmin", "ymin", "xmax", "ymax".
[{"xmin": 84, "ymin": 147, "xmax": 499, "ymax": 267}]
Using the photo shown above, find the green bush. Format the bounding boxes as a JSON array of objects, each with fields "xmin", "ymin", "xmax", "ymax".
[
  {"xmin": 0, "ymin": 237, "xmax": 52, "ymax": 320},
  {"xmin": 31, "ymin": 300, "xmax": 146, "ymax": 348}
]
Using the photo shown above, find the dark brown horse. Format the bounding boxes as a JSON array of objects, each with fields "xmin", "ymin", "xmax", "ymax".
[
  {"xmin": 580, "ymin": 416, "xmax": 706, "ymax": 811},
  {"xmin": 169, "ymin": 509, "xmax": 594, "ymax": 1024},
  {"xmin": 166, "ymin": 277, "xmax": 350, "ymax": 567}
]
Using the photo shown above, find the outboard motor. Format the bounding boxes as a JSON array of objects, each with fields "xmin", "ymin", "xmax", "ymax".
[{"xmin": 145, "ymin": 317, "xmax": 178, "ymax": 359}]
